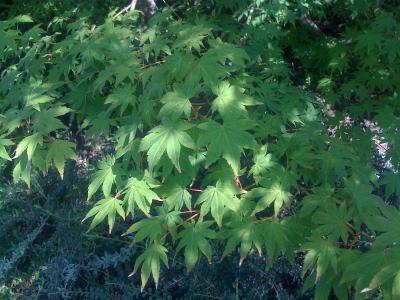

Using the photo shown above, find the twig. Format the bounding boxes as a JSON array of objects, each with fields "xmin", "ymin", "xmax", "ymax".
[
  {"xmin": 188, "ymin": 188, "xmax": 203, "ymax": 192},
  {"xmin": 114, "ymin": 0, "xmax": 138, "ymax": 18},
  {"xmin": 345, "ymin": 222, "xmax": 373, "ymax": 241},
  {"xmin": 253, "ymin": 216, "xmax": 274, "ymax": 224},
  {"xmin": 159, "ymin": 213, "xmax": 200, "ymax": 241}
]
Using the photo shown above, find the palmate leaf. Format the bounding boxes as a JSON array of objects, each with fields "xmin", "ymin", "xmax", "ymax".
[
  {"xmin": 0, "ymin": 137, "xmax": 13, "ymax": 160},
  {"xmin": 342, "ymin": 246, "xmax": 400, "ymax": 299},
  {"xmin": 248, "ymin": 183, "xmax": 291, "ymax": 216},
  {"xmin": 105, "ymin": 85, "xmax": 136, "ymax": 115},
  {"xmin": 187, "ymin": 51, "xmax": 228, "ymax": 89},
  {"xmin": 367, "ymin": 205, "xmax": 400, "ymax": 248},
  {"xmin": 380, "ymin": 172, "xmax": 400, "ymax": 199},
  {"xmin": 87, "ymin": 156, "xmax": 116, "ymax": 200},
  {"xmin": 302, "ymin": 238, "xmax": 340, "ymax": 280},
  {"xmin": 176, "ymin": 221, "xmax": 217, "ymax": 271},
  {"xmin": 198, "ymin": 117, "xmax": 256, "ymax": 175},
  {"xmin": 196, "ymin": 180, "xmax": 240, "ymax": 226},
  {"xmin": 140, "ymin": 119, "xmax": 196, "ymax": 172},
  {"xmin": 131, "ymin": 242, "xmax": 169, "ymax": 291},
  {"xmin": 83, "ymin": 197, "xmax": 125, "ymax": 233},
  {"xmin": 45, "ymin": 140, "xmax": 77, "ymax": 178},
  {"xmin": 123, "ymin": 177, "xmax": 159, "ymax": 216},
  {"xmin": 211, "ymin": 81, "xmax": 260, "ymax": 118},
  {"xmin": 165, "ymin": 185, "xmax": 192, "ymax": 211},
  {"xmin": 14, "ymin": 133, "xmax": 43, "ymax": 161},
  {"xmin": 159, "ymin": 84, "xmax": 196, "ymax": 121},
  {"xmin": 222, "ymin": 216, "xmax": 264, "ymax": 265},
  {"xmin": 249, "ymin": 146, "xmax": 276, "ymax": 182},
  {"xmin": 345, "ymin": 181, "xmax": 383, "ymax": 221},
  {"xmin": 312, "ymin": 203, "xmax": 352, "ymax": 242},
  {"xmin": 124, "ymin": 217, "xmax": 167, "ymax": 243}
]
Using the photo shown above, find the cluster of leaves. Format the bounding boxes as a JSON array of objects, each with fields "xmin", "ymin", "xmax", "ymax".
[{"xmin": 1, "ymin": 0, "xmax": 399, "ymax": 298}]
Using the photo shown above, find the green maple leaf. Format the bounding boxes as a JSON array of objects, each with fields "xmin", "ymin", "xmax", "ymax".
[
  {"xmin": 87, "ymin": 156, "xmax": 116, "ymax": 200},
  {"xmin": 367, "ymin": 205, "xmax": 400, "ymax": 248},
  {"xmin": 165, "ymin": 185, "xmax": 192, "ymax": 211},
  {"xmin": 380, "ymin": 172, "xmax": 400, "ymax": 199},
  {"xmin": 345, "ymin": 180, "xmax": 382, "ymax": 220},
  {"xmin": 140, "ymin": 119, "xmax": 196, "ymax": 172},
  {"xmin": 196, "ymin": 180, "xmax": 240, "ymax": 226},
  {"xmin": 0, "ymin": 137, "xmax": 13, "ymax": 160},
  {"xmin": 14, "ymin": 133, "xmax": 43, "ymax": 161},
  {"xmin": 198, "ymin": 117, "xmax": 256, "ymax": 175},
  {"xmin": 159, "ymin": 84, "xmax": 195, "ymax": 120},
  {"xmin": 123, "ymin": 177, "xmax": 159, "ymax": 216},
  {"xmin": 248, "ymin": 183, "xmax": 291, "ymax": 216},
  {"xmin": 176, "ymin": 221, "xmax": 217, "ymax": 271},
  {"xmin": 211, "ymin": 81, "xmax": 260, "ymax": 117},
  {"xmin": 131, "ymin": 242, "xmax": 169, "ymax": 291},
  {"xmin": 261, "ymin": 219, "xmax": 292, "ymax": 264},
  {"xmin": 124, "ymin": 217, "xmax": 166, "ymax": 242},
  {"xmin": 172, "ymin": 22, "xmax": 212, "ymax": 51},
  {"xmin": 222, "ymin": 216, "xmax": 263, "ymax": 264},
  {"xmin": 302, "ymin": 238, "xmax": 340, "ymax": 280},
  {"xmin": 300, "ymin": 186, "xmax": 335, "ymax": 216},
  {"xmin": 83, "ymin": 197, "xmax": 125, "ymax": 233},
  {"xmin": 105, "ymin": 85, "xmax": 136, "ymax": 115},
  {"xmin": 45, "ymin": 140, "xmax": 77, "ymax": 178},
  {"xmin": 249, "ymin": 146, "xmax": 276, "ymax": 179},
  {"xmin": 188, "ymin": 52, "xmax": 228, "ymax": 89},
  {"xmin": 208, "ymin": 38, "xmax": 249, "ymax": 67},
  {"xmin": 312, "ymin": 203, "xmax": 352, "ymax": 242}
]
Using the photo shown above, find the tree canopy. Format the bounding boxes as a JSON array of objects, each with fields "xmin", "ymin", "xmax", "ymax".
[{"xmin": 1, "ymin": 0, "xmax": 399, "ymax": 298}]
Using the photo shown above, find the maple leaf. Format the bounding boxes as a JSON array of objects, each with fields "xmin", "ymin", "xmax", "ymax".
[
  {"xmin": 249, "ymin": 146, "xmax": 276, "ymax": 179},
  {"xmin": 312, "ymin": 203, "xmax": 352, "ymax": 242},
  {"xmin": 87, "ymin": 156, "xmax": 116, "ymax": 200},
  {"xmin": 165, "ymin": 185, "xmax": 192, "ymax": 211},
  {"xmin": 159, "ymin": 84, "xmax": 195, "ymax": 120},
  {"xmin": 45, "ymin": 140, "xmax": 77, "ymax": 178},
  {"xmin": 131, "ymin": 242, "xmax": 169, "ymax": 291},
  {"xmin": 14, "ymin": 133, "xmax": 43, "ymax": 161},
  {"xmin": 196, "ymin": 180, "xmax": 240, "ymax": 226},
  {"xmin": 222, "ymin": 216, "xmax": 264, "ymax": 264},
  {"xmin": 105, "ymin": 85, "xmax": 136, "ymax": 115},
  {"xmin": 187, "ymin": 51, "xmax": 228, "ymax": 89},
  {"xmin": 123, "ymin": 177, "xmax": 159, "ymax": 216},
  {"xmin": 302, "ymin": 238, "xmax": 340, "ymax": 280},
  {"xmin": 140, "ymin": 119, "xmax": 195, "ymax": 172},
  {"xmin": 176, "ymin": 221, "xmax": 217, "ymax": 271},
  {"xmin": 198, "ymin": 117, "xmax": 256, "ymax": 175},
  {"xmin": 367, "ymin": 205, "xmax": 400, "ymax": 249},
  {"xmin": 83, "ymin": 197, "xmax": 125, "ymax": 233},
  {"xmin": 380, "ymin": 172, "xmax": 400, "ymax": 199},
  {"xmin": 248, "ymin": 183, "xmax": 291, "ymax": 216},
  {"xmin": 211, "ymin": 81, "xmax": 260, "ymax": 118},
  {"xmin": 124, "ymin": 217, "xmax": 166, "ymax": 243},
  {"xmin": 0, "ymin": 137, "xmax": 13, "ymax": 160}
]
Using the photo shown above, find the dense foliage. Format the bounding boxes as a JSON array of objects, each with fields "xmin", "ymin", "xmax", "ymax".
[{"xmin": 1, "ymin": 0, "xmax": 399, "ymax": 298}]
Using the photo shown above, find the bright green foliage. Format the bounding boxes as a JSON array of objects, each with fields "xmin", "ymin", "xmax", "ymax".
[
  {"xmin": 139, "ymin": 120, "xmax": 195, "ymax": 172},
  {"xmin": 46, "ymin": 140, "xmax": 77, "ymax": 177},
  {"xmin": 131, "ymin": 242, "xmax": 168, "ymax": 291},
  {"xmin": 198, "ymin": 118, "xmax": 256, "ymax": 175},
  {"xmin": 123, "ymin": 177, "xmax": 159, "ymax": 216},
  {"xmin": 196, "ymin": 181, "xmax": 240, "ymax": 226},
  {"xmin": 83, "ymin": 197, "xmax": 125, "ymax": 233},
  {"xmin": 176, "ymin": 221, "xmax": 217, "ymax": 271},
  {"xmin": 87, "ymin": 156, "xmax": 116, "ymax": 200},
  {"xmin": 1, "ymin": 0, "xmax": 400, "ymax": 298}
]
